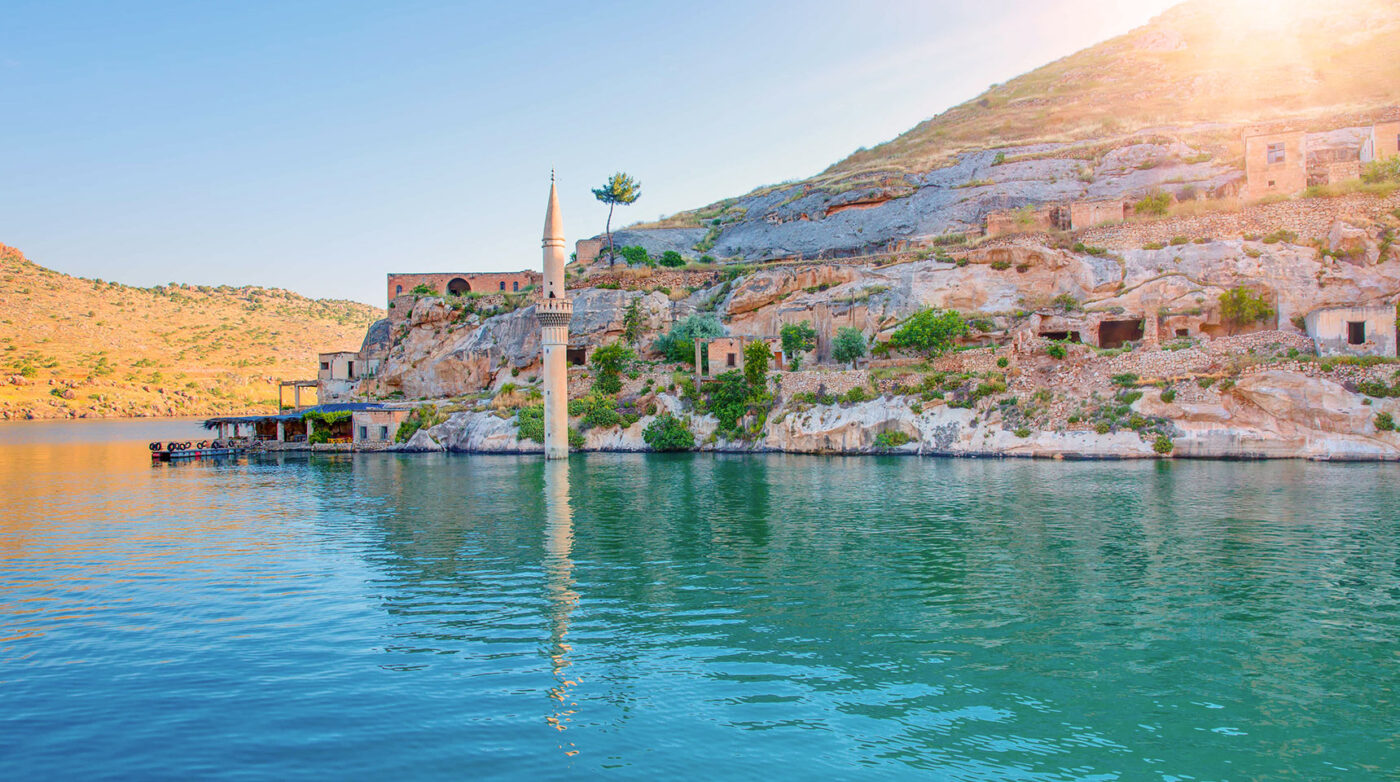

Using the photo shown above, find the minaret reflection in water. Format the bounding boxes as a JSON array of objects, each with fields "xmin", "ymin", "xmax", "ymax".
[{"xmin": 542, "ymin": 458, "xmax": 579, "ymax": 756}]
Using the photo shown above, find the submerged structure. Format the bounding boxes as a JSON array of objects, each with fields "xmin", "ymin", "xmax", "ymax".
[{"xmin": 537, "ymin": 175, "xmax": 573, "ymax": 459}]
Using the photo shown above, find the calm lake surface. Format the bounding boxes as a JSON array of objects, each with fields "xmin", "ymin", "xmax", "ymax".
[{"xmin": 2, "ymin": 420, "xmax": 1397, "ymax": 780}]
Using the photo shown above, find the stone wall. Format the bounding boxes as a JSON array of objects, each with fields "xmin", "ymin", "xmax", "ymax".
[
  {"xmin": 1077, "ymin": 191, "xmax": 1400, "ymax": 249},
  {"xmin": 775, "ymin": 369, "xmax": 871, "ymax": 399}
]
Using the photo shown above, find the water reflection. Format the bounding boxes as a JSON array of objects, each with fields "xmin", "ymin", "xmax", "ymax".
[{"xmin": 542, "ymin": 459, "xmax": 578, "ymax": 755}]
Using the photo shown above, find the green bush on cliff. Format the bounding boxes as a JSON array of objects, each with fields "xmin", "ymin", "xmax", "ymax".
[
  {"xmin": 1153, "ymin": 434, "xmax": 1175, "ymax": 454},
  {"xmin": 708, "ymin": 371, "xmax": 752, "ymax": 433},
  {"xmin": 643, "ymin": 413, "xmax": 695, "ymax": 451},
  {"xmin": 515, "ymin": 405, "xmax": 545, "ymax": 443},
  {"xmin": 1134, "ymin": 189, "xmax": 1172, "ymax": 216},
  {"xmin": 1376, "ymin": 412, "xmax": 1396, "ymax": 432},
  {"xmin": 743, "ymin": 340, "xmax": 771, "ymax": 393},
  {"xmin": 589, "ymin": 341, "xmax": 634, "ymax": 395},
  {"xmin": 654, "ymin": 313, "xmax": 725, "ymax": 365},
  {"xmin": 889, "ymin": 309, "xmax": 968, "ymax": 357},
  {"xmin": 832, "ymin": 327, "xmax": 868, "ymax": 366},
  {"xmin": 659, "ymin": 250, "xmax": 686, "ymax": 268},
  {"xmin": 873, "ymin": 431, "xmax": 913, "ymax": 450}
]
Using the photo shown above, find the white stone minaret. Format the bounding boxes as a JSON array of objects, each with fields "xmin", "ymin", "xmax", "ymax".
[{"xmin": 537, "ymin": 174, "xmax": 573, "ymax": 459}]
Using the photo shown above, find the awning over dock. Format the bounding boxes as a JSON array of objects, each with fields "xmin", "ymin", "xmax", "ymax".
[{"xmin": 202, "ymin": 403, "xmax": 390, "ymax": 430}]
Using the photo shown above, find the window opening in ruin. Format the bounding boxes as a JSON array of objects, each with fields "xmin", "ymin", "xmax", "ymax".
[
  {"xmin": 1098, "ymin": 320, "xmax": 1144, "ymax": 349},
  {"xmin": 447, "ymin": 278, "xmax": 471, "ymax": 295},
  {"xmin": 1267, "ymin": 143, "xmax": 1286, "ymax": 165},
  {"xmin": 499, "ymin": 281, "xmax": 506, "ymax": 291},
  {"xmin": 513, "ymin": 281, "xmax": 519, "ymax": 291},
  {"xmin": 1039, "ymin": 331, "xmax": 1081, "ymax": 343},
  {"xmin": 395, "ymin": 285, "xmax": 403, "ymax": 295},
  {"xmin": 727, "ymin": 353, "xmax": 737, "ymax": 367},
  {"xmin": 379, "ymin": 426, "xmax": 388, "ymax": 440},
  {"xmin": 1267, "ymin": 180, "xmax": 1276, "ymax": 188},
  {"xmin": 566, "ymin": 347, "xmax": 586, "ymax": 365},
  {"xmin": 320, "ymin": 362, "xmax": 329, "ymax": 371},
  {"xmin": 358, "ymin": 426, "xmax": 367, "ymax": 440},
  {"xmin": 1348, "ymin": 321, "xmax": 1366, "ymax": 345},
  {"xmin": 1176, "ymin": 328, "xmax": 1190, "ymax": 338}
]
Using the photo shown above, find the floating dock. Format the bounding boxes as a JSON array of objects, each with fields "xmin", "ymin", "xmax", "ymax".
[{"xmin": 150, "ymin": 443, "xmax": 249, "ymax": 462}]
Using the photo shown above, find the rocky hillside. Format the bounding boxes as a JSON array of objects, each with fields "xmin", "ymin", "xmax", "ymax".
[
  {"xmin": 614, "ymin": 0, "xmax": 1400, "ymax": 261},
  {"xmin": 347, "ymin": 193, "xmax": 1400, "ymax": 460},
  {"xmin": 0, "ymin": 244, "xmax": 383, "ymax": 420}
]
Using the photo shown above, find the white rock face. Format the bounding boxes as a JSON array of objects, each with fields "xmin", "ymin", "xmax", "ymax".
[{"xmin": 394, "ymin": 373, "xmax": 1400, "ymax": 461}]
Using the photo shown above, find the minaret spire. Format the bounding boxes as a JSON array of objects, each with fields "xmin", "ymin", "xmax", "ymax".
[{"xmin": 536, "ymin": 173, "xmax": 573, "ymax": 459}]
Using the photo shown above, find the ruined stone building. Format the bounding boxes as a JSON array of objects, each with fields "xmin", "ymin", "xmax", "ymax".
[
  {"xmin": 386, "ymin": 271, "xmax": 541, "ymax": 305},
  {"xmin": 1242, "ymin": 129, "xmax": 1307, "ymax": 200},
  {"xmin": 1305, "ymin": 305, "xmax": 1397, "ymax": 358}
]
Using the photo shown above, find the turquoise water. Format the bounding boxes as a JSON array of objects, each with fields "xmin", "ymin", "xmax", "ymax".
[{"xmin": 2, "ymin": 421, "xmax": 1398, "ymax": 780}]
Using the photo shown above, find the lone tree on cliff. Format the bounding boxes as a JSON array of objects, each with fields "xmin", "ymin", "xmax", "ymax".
[{"xmin": 592, "ymin": 172, "xmax": 642, "ymax": 266}]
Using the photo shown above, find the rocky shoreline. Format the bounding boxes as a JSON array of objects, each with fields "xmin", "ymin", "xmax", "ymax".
[{"xmin": 387, "ymin": 365, "xmax": 1400, "ymax": 462}]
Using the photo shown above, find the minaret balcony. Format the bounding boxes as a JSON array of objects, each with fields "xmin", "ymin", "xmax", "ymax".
[{"xmin": 536, "ymin": 297, "xmax": 573, "ymax": 326}]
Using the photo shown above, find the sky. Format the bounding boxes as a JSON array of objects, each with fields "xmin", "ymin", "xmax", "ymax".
[{"xmin": 0, "ymin": 0, "xmax": 1180, "ymax": 306}]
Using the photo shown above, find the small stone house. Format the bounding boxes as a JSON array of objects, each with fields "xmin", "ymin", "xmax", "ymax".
[
  {"xmin": 1069, "ymin": 200, "xmax": 1127, "ymax": 230},
  {"xmin": 575, "ymin": 238, "xmax": 604, "ymax": 265},
  {"xmin": 986, "ymin": 207, "xmax": 1057, "ymax": 238},
  {"xmin": 1305, "ymin": 305, "xmax": 1397, "ymax": 358},
  {"xmin": 318, "ymin": 350, "xmax": 362, "ymax": 401},
  {"xmin": 352, "ymin": 409, "xmax": 412, "ymax": 449},
  {"xmin": 1362, "ymin": 120, "xmax": 1400, "ymax": 163},
  {"xmin": 701, "ymin": 336, "xmax": 784, "ymax": 375},
  {"xmin": 1242, "ymin": 129, "xmax": 1307, "ymax": 200}
]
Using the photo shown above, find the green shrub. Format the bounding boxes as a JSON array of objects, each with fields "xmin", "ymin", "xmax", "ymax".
[
  {"xmin": 873, "ymin": 430, "xmax": 913, "ymax": 449},
  {"xmin": 1161, "ymin": 388, "xmax": 1177, "ymax": 404},
  {"xmin": 1143, "ymin": 242, "xmax": 1165, "ymax": 250},
  {"xmin": 842, "ymin": 386, "xmax": 868, "ymax": 404},
  {"xmin": 643, "ymin": 413, "xmax": 695, "ymax": 450},
  {"xmin": 1095, "ymin": 422, "xmax": 1111, "ymax": 434},
  {"xmin": 1218, "ymin": 287, "xmax": 1275, "ymax": 332},
  {"xmin": 990, "ymin": 260, "xmax": 1012, "ymax": 271},
  {"xmin": 779, "ymin": 321, "xmax": 818, "ymax": 364},
  {"xmin": 568, "ymin": 428, "xmax": 585, "ymax": 449},
  {"xmin": 1134, "ymin": 189, "xmax": 1172, "ymax": 216},
  {"xmin": 1261, "ymin": 230, "xmax": 1298, "ymax": 245},
  {"xmin": 1153, "ymin": 434, "xmax": 1175, "ymax": 454},
  {"xmin": 589, "ymin": 341, "xmax": 635, "ymax": 395},
  {"xmin": 707, "ymin": 371, "xmax": 752, "ymax": 433},
  {"xmin": 996, "ymin": 356, "xmax": 1009, "ymax": 368},
  {"xmin": 1111, "ymin": 373, "xmax": 1139, "ymax": 387},
  {"xmin": 659, "ymin": 250, "xmax": 685, "ymax": 267},
  {"xmin": 1198, "ymin": 377, "xmax": 1216, "ymax": 389},
  {"xmin": 1362, "ymin": 157, "xmax": 1400, "ymax": 185},
  {"xmin": 410, "ymin": 283, "xmax": 436, "ymax": 297},
  {"xmin": 1013, "ymin": 427, "xmax": 1031, "ymax": 438},
  {"xmin": 889, "ymin": 309, "xmax": 968, "ymax": 357},
  {"xmin": 1170, "ymin": 236, "xmax": 1189, "ymax": 246},
  {"xmin": 743, "ymin": 340, "xmax": 771, "ymax": 392},
  {"xmin": 579, "ymin": 393, "xmax": 622, "ymax": 429},
  {"xmin": 1047, "ymin": 343, "xmax": 1067, "ymax": 360},
  {"xmin": 515, "ymin": 405, "xmax": 545, "ymax": 442},
  {"xmin": 618, "ymin": 245, "xmax": 654, "ymax": 266},
  {"xmin": 832, "ymin": 327, "xmax": 867, "ymax": 366},
  {"xmin": 654, "ymin": 313, "xmax": 725, "ymax": 364},
  {"xmin": 392, "ymin": 404, "xmax": 444, "ymax": 443}
]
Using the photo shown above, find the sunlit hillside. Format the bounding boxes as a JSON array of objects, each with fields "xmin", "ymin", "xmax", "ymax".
[
  {"xmin": 641, "ymin": 0, "xmax": 1400, "ymax": 227},
  {"xmin": 0, "ymin": 244, "xmax": 383, "ymax": 420}
]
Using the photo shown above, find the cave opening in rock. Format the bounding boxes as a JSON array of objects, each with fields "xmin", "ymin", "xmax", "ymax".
[{"xmin": 1098, "ymin": 319, "xmax": 1145, "ymax": 349}]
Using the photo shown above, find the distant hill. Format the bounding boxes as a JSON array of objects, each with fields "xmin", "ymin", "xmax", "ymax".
[
  {"xmin": 0, "ymin": 244, "xmax": 383, "ymax": 420},
  {"xmin": 641, "ymin": 0, "xmax": 1400, "ymax": 227}
]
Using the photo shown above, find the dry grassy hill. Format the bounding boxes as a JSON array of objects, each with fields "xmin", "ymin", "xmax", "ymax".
[
  {"xmin": 642, "ymin": 0, "xmax": 1400, "ymax": 228},
  {"xmin": 0, "ymin": 244, "xmax": 383, "ymax": 420}
]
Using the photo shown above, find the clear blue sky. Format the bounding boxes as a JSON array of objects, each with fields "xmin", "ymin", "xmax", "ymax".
[{"xmin": 0, "ymin": 0, "xmax": 1178, "ymax": 305}]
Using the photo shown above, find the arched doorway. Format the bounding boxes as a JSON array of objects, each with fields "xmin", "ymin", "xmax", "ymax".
[{"xmin": 447, "ymin": 278, "xmax": 471, "ymax": 295}]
